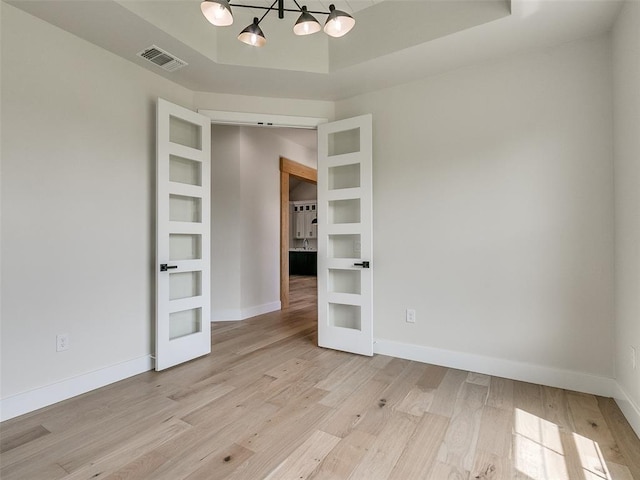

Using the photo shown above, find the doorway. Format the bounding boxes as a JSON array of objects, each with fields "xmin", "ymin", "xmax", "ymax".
[
  {"xmin": 206, "ymin": 113, "xmax": 373, "ymax": 357},
  {"xmin": 203, "ymin": 111, "xmax": 373, "ymax": 359},
  {"xmin": 280, "ymin": 157, "xmax": 317, "ymax": 308},
  {"xmin": 201, "ymin": 109, "xmax": 325, "ymax": 315}
]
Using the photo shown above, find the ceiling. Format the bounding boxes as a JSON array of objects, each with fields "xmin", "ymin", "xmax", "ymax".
[{"xmin": 7, "ymin": 0, "xmax": 623, "ymax": 101}]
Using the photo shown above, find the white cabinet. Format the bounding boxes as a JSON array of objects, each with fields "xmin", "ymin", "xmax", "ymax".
[
  {"xmin": 294, "ymin": 204, "xmax": 306, "ymax": 239},
  {"xmin": 292, "ymin": 201, "xmax": 317, "ymax": 239},
  {"xmin": 304, "ymin": 203, "xmax": 317, "ymax": 239}
]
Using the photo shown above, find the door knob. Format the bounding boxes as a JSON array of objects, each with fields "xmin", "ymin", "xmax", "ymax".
[
  {"xmin": 160, "ymin": 264, "xmax": 178, "ymax": 272},
  {"xmin": 354, "ymin": 261, "xmax": 370, "ymax": 268}
]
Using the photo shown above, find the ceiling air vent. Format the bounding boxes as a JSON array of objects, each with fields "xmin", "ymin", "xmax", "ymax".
[{"xmin": 137, "ymin": 45, "xmax": 187, "ymax": 72}]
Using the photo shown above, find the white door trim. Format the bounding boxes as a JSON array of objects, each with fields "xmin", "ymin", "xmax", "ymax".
[{"xmin": 198, "ymin": 109, "xmax": 327, "ymax": 129}]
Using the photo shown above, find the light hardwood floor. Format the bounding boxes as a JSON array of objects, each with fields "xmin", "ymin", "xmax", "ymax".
[{"xmin": 1, "ymin": 275, "xmax": 639, "ymax": 479}]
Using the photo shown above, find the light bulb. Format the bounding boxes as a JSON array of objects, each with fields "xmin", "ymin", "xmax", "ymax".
[
  {"xmin": 238, "ymin": 17, "xmax": 266, "ymax": 46},
  {"xmin": 293, "ymin": 6, "xmax": 321, "ymax": 36},
  {"xmin": 323, "ymin": 4, "xmax": 354, "ymax": 38},
  {"xmin": 201, "ymin": 0, "xmax": 233, "ymax": 27}
]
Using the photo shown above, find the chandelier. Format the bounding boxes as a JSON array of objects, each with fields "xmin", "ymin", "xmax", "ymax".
[{"xmin": 200, "ymin": 0, "xmax": 356, "ymax": 47}]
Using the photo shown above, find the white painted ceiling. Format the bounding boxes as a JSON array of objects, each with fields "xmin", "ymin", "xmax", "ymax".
[{"xmin": 7, "ymin": 0, "xmax": 623, "ymax": 101}]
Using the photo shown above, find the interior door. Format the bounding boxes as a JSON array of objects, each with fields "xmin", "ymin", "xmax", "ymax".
[
  {"xmin": 317, "ymin": 114, "xmax": 373, "ymax": 356},
  {"xmin": 156, "ymin": 98, "xmax": 211, "ymax": 371}
]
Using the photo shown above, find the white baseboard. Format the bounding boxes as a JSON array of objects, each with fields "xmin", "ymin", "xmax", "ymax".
[
  {"xmin": 212, "ymin": 308, "xmax": 243, "ymax": 321},
  {"xmin": 241, "ymin": 301, "xmax": 281, "ymax": 319},
  {"xmin": 373, "ymin": 339, "xmax": 615, "ymax": 397},
  {"xmin": 0, "ymin": 355, "xmax": 153, "ymax": 422},
  {"xmin": 212, "ymin": 301, "xmax": 282, "ymax": 322},
  {"xmin": 613, "ymin": 383, "xmax": 640, "ymax": 439},
  {"xmin": 4, "ymin": 335, "xmax": 635, "ymax": 440}
]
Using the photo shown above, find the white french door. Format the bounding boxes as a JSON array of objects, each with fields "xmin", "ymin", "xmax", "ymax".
[
  {"xmin": 317, "ymin": 114, "xmax": 373, "ymax": 356},
  {"xmin": 155, "ymin": 98, "xmax": 211, "ymax": 371}
]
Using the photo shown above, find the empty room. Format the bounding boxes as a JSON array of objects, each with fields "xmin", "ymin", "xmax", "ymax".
[{"xmin": 1, "ymin": 0, "xmax": 639, "ymax": 478}]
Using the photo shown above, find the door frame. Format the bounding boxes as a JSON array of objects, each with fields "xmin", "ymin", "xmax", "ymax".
[
  {"xmin": 280, "ymin": 156, "xmax": 317, "ymax": 308},
  {"xmin": 196, "ymin": 109, "xmax": 327, "ymax": 310}
]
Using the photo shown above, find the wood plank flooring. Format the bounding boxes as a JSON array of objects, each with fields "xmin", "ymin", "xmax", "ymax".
[{"xmin": 1, "ymin": 275, "xmax": 639, "ymax": 479}]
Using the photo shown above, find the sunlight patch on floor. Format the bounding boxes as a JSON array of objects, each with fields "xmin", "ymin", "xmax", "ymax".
[{"xmin": 514, "ymin": 408, "xmax": 612, "ymax": 480}]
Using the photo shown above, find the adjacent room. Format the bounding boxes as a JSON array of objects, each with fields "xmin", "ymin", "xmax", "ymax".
[{"xmin": 1, "ymin": 0, "xmax": 639, "ymax": 478}]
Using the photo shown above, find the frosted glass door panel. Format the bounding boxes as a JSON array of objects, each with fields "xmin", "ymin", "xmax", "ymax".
[
  {"xmin": 170, "ymin": 155, "xmax": 202, "ymax": 186},
  {"xmin": 170, "ymin": 115, "xmax": 202, "ymax": 150},
  {"xmin": 170, "ymin": 271, "xmax": 202, "ymax": 300},
  {"xmin": 329, "ymin": 199, "xmax": 361, "ymax": 224},
  {"xmin": 329, "ymin": 269, "xmax": 361, "ymax": 294},
  {"xmin": 329, "ymin": 304, "xmax": 361, "ymax": 330},
  {"xmin": 328, "ymin": 234, "xmax": 361, "ymax": 259},
  {"xmin": 170, "ymin": 308, "xmax": 202, "ymax": 340},
  {"xmin": 328, "ymin": 164, "xmax": 360, "ymax": 190},
  {"xmin": 328, "ymin": 128, "xmax": 360, "ymax": 156},
  {"xmin": 170, "ymin": 234, "xmax": 201, "ymax": 260},
  {"xmin": 170, "ymin": 195, "xmax": 202, "ymax": 223}
]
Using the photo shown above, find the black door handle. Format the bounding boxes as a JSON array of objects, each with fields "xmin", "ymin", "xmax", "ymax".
[
  {"xmin": 160, "ymin": 264, "xmax": 178, "ymax": 272},
  {"xmin": 354, "ymin": 261, "xmax": 370, "ymax": 268}
]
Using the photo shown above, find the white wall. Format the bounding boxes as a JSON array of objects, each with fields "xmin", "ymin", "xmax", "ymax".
[
  {"xmin": 336, "ymin": 35, "xmax": 615, "ymax": 385},
  {"xmin": 0, "ymin": 4, "xmax": 194, "ymax": 403},
  {"xmin": 210, "ymin": 125, "xmax": 317, "ymax": 320},
  {"xmin": 612, "ymin": 0, "xmax": 640, "ymax": 433},
  {"xmin": 210, "ymin": 125, "xmax": 243, "ymax": 319},
  {"xmin": 290, "ymin": 181, "xmax": 318, "ymax": 202}
]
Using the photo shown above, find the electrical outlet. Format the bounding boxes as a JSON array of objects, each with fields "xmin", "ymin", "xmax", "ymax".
[
  {"xmin": 632, "ymin": 346, "xmax": 637, "ymax": 370},
  {"xmin": 56, "ymin": 333, "xmax": 70, "ymax": 352},
  {"xmin": 406, "ymin": 309, "xmax": 416, "ymax": 323}
]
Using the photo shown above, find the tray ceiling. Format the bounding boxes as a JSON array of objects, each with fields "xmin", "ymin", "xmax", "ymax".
[{"xmin": 6, "ymin": 0, "xmax": 622, "ymax": 101}]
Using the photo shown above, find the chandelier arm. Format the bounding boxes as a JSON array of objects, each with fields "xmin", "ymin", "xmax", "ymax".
[
  {"xmin": 258, "ymin": 0, "xmax": 278, "ymax": 24},
  {"xmin": 229, "ymin": 3, "xmax": 329, "ymax": 16}
]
